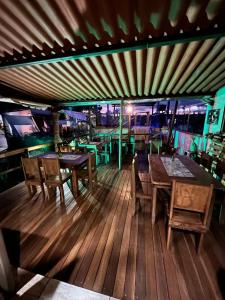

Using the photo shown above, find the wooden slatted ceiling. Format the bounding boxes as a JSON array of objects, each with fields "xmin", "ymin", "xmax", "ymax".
[
  {"xmin": 0, "ymin": 0, "xmax": 225, "ymax": 103},
  {"xmin": 0, "ymin": 0, "xmax": 225, "ymax": 59},
  {"xmin": 0, "ymin": 37, "xmax": 225, "ymax": 102},
  {"xmin": 0, "ymin": 164, "xmax": 225, "ymax": 299}
]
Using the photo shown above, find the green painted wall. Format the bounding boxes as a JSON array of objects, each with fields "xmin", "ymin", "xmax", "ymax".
[{"xmin": 210, "ymin": 86, "xmax": 225, "ymax": 134}]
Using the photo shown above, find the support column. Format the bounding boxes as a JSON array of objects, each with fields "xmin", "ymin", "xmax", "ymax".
[
  {"xmin": 52, "ymin": 112, "xmax": 61, "ymax": 151},
  {"xmin": 167, "ymin": 100, "xmax": 178, "ymax": 147},
  {"xmin": 0, "ymin": 229, "xmax": 15, "ymax": 293},
  {"xmin": 119, "ymin": 100, "xmax": 123, "ymax": 170}
]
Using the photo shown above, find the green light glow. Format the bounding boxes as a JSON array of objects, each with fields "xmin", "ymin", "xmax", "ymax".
[
  {"xmin": 150, "ymin": 13, "xmax": 161, "ymax": 29},
  {"xmin": 134, "ymin": 12, "xmax": 142, "ymax": 33},
  {"xmin": 168, "ymin": 0, "xmax": 182, "ymax": 27},
  {"xmin": 101, "ymin": 18, "xmax": 114, "ymax": 37},
  {"xmin": 86, "ymin": 22, "xmax": 101, "ymax": 40},
  {"xmin": 117, "ymin": 15, "xmax": 128, "ymax": 35}
]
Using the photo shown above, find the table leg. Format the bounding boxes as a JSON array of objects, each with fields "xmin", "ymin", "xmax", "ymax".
[
  {"xmin": 72, "ymin": 169, "xmax": 78, "ymax": 198},
  {"xmin": 152, "ymin": 186, "xmax": 157, "ymax": 224}
]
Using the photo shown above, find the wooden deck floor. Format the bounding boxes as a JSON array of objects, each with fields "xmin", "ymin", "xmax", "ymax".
[{"xmin": 0, "ymin": 162, "xmax": 225, "ymax": 300}]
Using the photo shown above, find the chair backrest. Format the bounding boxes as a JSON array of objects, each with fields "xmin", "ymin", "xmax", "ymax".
[
  {"xmin": 41, "ymin": 158, "xmax": 61, "ymax": 181},
  {"xmin": 21, "ymin": 157, "xmax": 42, "ymax": 181},
  {"xmin": 214, "ymin": 159, "xmax": 225, "ymax": 180},
  {"xmin": 59, "ymin": 145, "xmax": 72, "ymax": 152},
  {"xmin": 170, "ymin": 180, "xmax": 214, "ymax": 226},
  {"xmin": 200, "ymin": 152, "xmax": 213, "ymax": 171}
]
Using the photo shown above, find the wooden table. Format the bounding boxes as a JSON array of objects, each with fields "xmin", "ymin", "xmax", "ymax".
[
  {"xmin": 78, "ymin": 141, "xmax": 104, "ymax": 165},
  {"xmin": 39, "ymin": 152, "xmax": 89, "ymax": 197},
  {"xmin": 149, "ymin": 155, "xmax": 224, "ymax": 224}
]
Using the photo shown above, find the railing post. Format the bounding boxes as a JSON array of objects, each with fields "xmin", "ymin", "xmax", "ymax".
[{"xmin": 119, "ymin": 100, "xmax": 123, "ymax": 170}]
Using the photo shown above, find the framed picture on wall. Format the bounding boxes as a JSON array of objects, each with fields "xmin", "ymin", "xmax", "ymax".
[{"xmin": 207, "ymin": 109, "xmax": 220, "ymax": 124}]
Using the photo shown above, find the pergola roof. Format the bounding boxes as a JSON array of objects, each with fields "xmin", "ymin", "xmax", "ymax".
[{"xmin": 0, "ymin": 0, "xmax": 225, "ymax": 105}]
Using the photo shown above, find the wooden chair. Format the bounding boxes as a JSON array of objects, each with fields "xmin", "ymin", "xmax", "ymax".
[
  {"xmin": 199, "ymin": 152, "xmax": 213, "ymax": 173},
  {"xmin": 41, "ymin": 158, "xmax": 72, "ymax": 203},
  {"xmin": 167, "ymin": 180, "xmax": 214, "ymax": 253},
  {"xmin": 21, "ymin": 157, "xmax": 45, "ymax": 198},
  {"xmin": 131, "ymin": 155, "xmax": 151, "ymax": 216},
  {"xmin": 77, "ymin": 152, "xmax": 97, "ymax": 191},
  {"xmin": 214, "ymin": 159, "xmax": 225, "ymax": 224},
  {"xmin": 58, "ymin": 144, "xmax": 72, "ymax": 152}
]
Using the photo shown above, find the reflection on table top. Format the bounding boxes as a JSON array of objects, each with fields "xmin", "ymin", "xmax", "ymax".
[
  {"xmin": 38, "ymin": 152, "xmax": 89, "ymax": 167},
  {"xmin": 149, "ymin": 155, "xmax": 223, "ymax": 190}
]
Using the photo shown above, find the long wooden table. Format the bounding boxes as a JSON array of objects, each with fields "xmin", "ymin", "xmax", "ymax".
[
  {"xmin": 149, "ymin": 155, "xmax": 224, "ymax": 224},
  {"xmin": 38, "ymin": 152, "xmax": 89, "ymax": 197}
]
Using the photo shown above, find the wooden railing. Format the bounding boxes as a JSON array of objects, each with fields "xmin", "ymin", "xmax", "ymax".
[{"xmin": 0, "ymin": 143, "xmax": 53, "ymax": 177}]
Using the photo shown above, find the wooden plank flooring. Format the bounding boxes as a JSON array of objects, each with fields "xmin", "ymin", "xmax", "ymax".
[{"xmin": 0, "ymin": 162, "xmax": 225, "ymax": 300}]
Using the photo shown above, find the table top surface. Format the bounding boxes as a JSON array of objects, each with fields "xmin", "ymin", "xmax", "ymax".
[
  {"xmin": 79, "ymin": 141, "xmax": 102, "ymax": 146},
  {"xmin": 38, "ymin": 152, "xmax": 89, "ymax": 167},
  {"xmin": 149, "ymin": 155, "xmax": 224, "ymax": 189}
]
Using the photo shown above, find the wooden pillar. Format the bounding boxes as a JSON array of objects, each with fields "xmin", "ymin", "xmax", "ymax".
[
  {"xmin": 167, "ymin": 100, "xmax": 178, "ymax": 147},
  {"xmin": 146, "ymin": 112, "xmax": 150, "ymax": 126},
  {"xmin": 52, "ymin": 112, "xmax": 61, "ymax": 151},
  {"xmin": 134, "ymin": 114, "xmax": 137, "ymax": 126},
  {"xmin": 0, "ymin": 229, "xmax": 15, "ymax": 293},
  {"xmin": 88, "ymin": 107, "xmax": 92, "ymax": 141},
  {"xmin": 166, "ymin": 100, "xmax": 170, "ymax": 124},
  {"xmin": 128, "ymin": 113, "xmax": 131, "ymax": 137},
  {"xmin": 119, "ymin": 100, "xmax": 123, "ymax": 170}
]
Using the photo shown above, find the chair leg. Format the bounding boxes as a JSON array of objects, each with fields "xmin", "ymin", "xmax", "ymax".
[
  {"xmin": 167, "ymin": 226, "xmax": 172, "ymax": 249},
  {"xmin": 27, "ymin": 185, "xmax": 33, "ymax": 197},
  {"xmin": 197, "ymin": 233, "xmax": 205, "ymax": 254},
  {"xmin": 89, "ymin": 178, "xmax": 93, "ymax": 192},
  {"xmin": 40, "ymin": 185, "xmax": 45, "ymax": 200},
  {"xmin": 70, "ymin": 178, "xmax": 74, "ymax": 195},
  {"xmin": 59, "ymin": 185, "xmax": 65, "ymax": 203}
]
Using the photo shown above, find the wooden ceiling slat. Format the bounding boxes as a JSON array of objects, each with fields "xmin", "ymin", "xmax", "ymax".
[
  {"xmin": 186, "ymin": 48, "xmax": 225, "ymax": 93},
  {"xmin": 136, "ymin": 50, "xmax": 143, "ymax": 96},
  {"xmin": 79, "ymin": 58, "xmax": 110, "ymax": 97},
  {"xmin": 112, "ymin": 53, "xmax": 130, "ymax": 97},
  {"xmin": 203, "ymin": 72, "xmax": 225, "ymax": 92},
  {"xmin": 180, "ymin": 38, "xmax": 225, "ymax": 93},
  {"xmin": 165, "ymin": 41, "xmax": 200, "ymax": 94},
  {"xmin": 60, "ymin": 61, "xmax": 102, "ymax": 99},
  {"xmin": 210, "ymin": 78, "xmax": 225, "ymax": 91},
  {"xmin": 158, "ymin": 43, "xmax": 184, "ymax": 94},
  {"xmin": 89, "ymin": 57, "xmax": 118, "ymax": 97},
  {"xmin": 196, "ymin": 61, "xmax": 225, "ymax": 92},
  {"xmin": 101, "ymin": 55, "xmax": 124, "ymax": 97},
  {"xmin": 124, "ymin": 51, "xmax": 136, "ymax": 96},
  {"xmin": 49, "ymin": 62, "xmax": 95, "ymax": 99},
  {"xmin": 144, "ymin": 48, "xmax": 156, "ymax": 96},
  {"xmin": 70, "ymin": 60, "xmax": 106, "ymax": 98},
  {"xmin": 151, "ymin": 46, "xmax": 169, "ymax": 95},
  {"xmin": 172, "ymin": 39, "xmax": 215, "ymax": 94},
  {"xmin": 0, "ymin": 70, "xmax": 62, "ymax": 99}
]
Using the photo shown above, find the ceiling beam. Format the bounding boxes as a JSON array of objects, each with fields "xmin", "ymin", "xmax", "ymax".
[
  {"xmin": 57, "ymin": 94, "xmax": 214, "ymax": 107},
  {"xmin": 0, "ymin": 28, "xmax": 225, "ymax": 69}
]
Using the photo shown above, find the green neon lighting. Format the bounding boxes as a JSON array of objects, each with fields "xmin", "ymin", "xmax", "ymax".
[
  {"xmin": 117, "ymin": 15, "xmax": 128, "ymax": 35},
  {"xmin": 101, "ymin": 18, "xmax": 114, "ymax": 37},
  {"xmin": 169, "ymin": 0, "xmax": 182, "ymax": 26},
  {"xmin": 76, "ymin": 30, "xmax": 87, "ymax": 42},
  {"xmin": 150, "ymin": 13, "xmax": 161, "ymax": 29},
  {"xmin": 86, "ymin": 22, "xmax": 101, "ymax": 40},
  {"xmin": 134, "ymin": 12, "xmax": 142, "ymax": 33}
]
